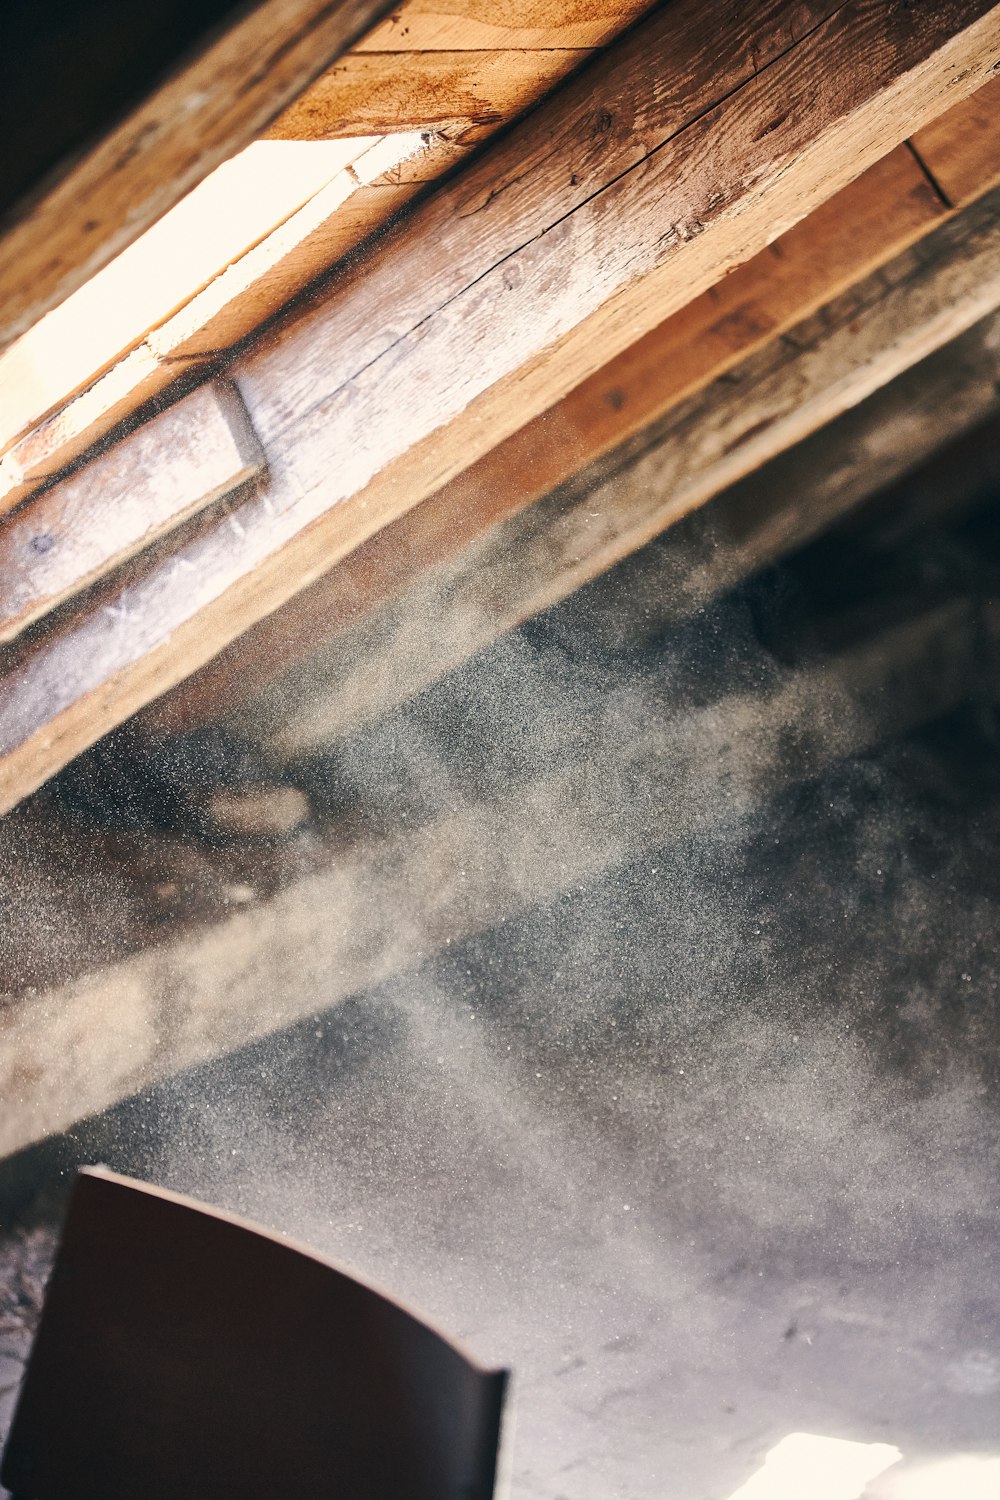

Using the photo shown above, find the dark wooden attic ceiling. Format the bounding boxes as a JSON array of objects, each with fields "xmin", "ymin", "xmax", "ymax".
[
  {"xmin": 1, "ymin": 0, "xmax": 999, "ymax": 818},
  {"xmin": 0, "ymin": 0, "xmax": 272, "ymax": 220},
  {"xmin": 1, "ymin": 3, "xmax": 1000, "ymax": 1159}
]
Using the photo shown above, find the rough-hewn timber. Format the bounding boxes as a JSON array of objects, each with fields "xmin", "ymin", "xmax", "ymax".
[{"xmin": 1, "ymin": 0, "xmax": 997, "ymax": 813}]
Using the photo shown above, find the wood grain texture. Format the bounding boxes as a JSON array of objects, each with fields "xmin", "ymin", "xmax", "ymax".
[
  {"xmin": 0, "ymin": 0, "xmax": 652, "ymax": 509},
  {"xmin": 0, "ymin": 352, "xmax": 206, "ymax": 517},
  {"xmin": 10, "ymin": 10, "xmax": 997, "ymax": 527},
  {"xmin": 265, "ymin": 48, "xmax": 589, "ymax": 137},
  {"xmin": 145, "ymin": 78, "xmax": 1000, "ymax": 740},
  {"xmin": 0, "ymin": 138, "xmax": 378, "ymax": 468},
  {"xmin": 214, "ymin": 196, "xmax": 1000, "ymax": 757},
  {"xmin": 0, "ymin": 385, "xmax": 264, "ymax": 646},
  {"xmin": 0, "ymin": 590, "xmax": 985, "ymax": 1159},
  {"xmin": 912, "ymin": 73, "xmax": 1000, "ymax": 206},
  {"xmin": 352, "ymin": 0, "xmax": 650, "ymax": 49},
  {"xmin": 1, "ymin": 0, "xmax": 998, "ymax": 813},
  {"xmin": 0, "ymin": 0, "xmax": 396, "ymax": 354},
  {"xmin": 147, "ymin": 142, "xmax": 947, "ymax": 734},
  {"xmin": 262, "ymin": 0, "xmax": 653, "ymax": 149}
]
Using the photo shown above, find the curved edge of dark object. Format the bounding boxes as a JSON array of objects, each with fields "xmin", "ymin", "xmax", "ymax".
[{"xmin": 1, "ymin": 1166, "xmax": 509, "ymax": 1500}]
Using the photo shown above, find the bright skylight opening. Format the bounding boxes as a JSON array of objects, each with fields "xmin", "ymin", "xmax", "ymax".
[{"xmin": 0, "ymin": 132, "xmax": 427, "ymax": 451}]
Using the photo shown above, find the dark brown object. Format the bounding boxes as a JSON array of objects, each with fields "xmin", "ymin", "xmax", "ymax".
[{"xmin": 0, "ymin": 1167, "xmax": 507, "ymax": 1500}]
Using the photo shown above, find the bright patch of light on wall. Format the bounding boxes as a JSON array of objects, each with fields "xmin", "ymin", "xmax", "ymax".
[
  {"xmin": 726, "ymin": 1433, "xmax": 902, "ymax": 1500},
  {"xmin": 874, "ymin": 1453, "xmax": 1000, "ymax": 1499}
]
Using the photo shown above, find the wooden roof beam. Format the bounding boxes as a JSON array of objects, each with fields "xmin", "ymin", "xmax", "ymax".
[
  {"xmin": 1, "ymin": 0, "xmax": 998, "ymax": 812},
  {"xmin": 210, "ymin": 190, "xmax": 1000, "ymax": 759},
  {"xmin": 147, "ymin": 76, "xmax": 1000, "ymax": 740}
]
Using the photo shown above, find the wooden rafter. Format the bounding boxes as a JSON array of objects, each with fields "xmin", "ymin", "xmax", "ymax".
[
  {"xmin": 144, "ymin": 127, "xmax": 975, "ymax": 738},
  {"xmin": 0, "ymin": 386, "xmax": 263, "ymax": 645},
  {"xmin": 1, "ymin": 0, "xmax": 997, "ymax": 814},
  {"xmin": 210, "ymin": 192, "xmax": 1000, "ymax": 758},
  {"xmin": 0, "ymin": 0, "xmax": 655, "ymax": 510}
]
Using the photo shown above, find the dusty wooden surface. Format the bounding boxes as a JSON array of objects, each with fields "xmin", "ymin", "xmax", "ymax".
[
  {"xmin": 147, "ymin": 141, "xmax": 950, "ymax": 735},
  {"xmin": 1, "ymin": 0, "xmax": 997, "ymax": 815},
  {"xmin": 25, "ymin": 82, "xmax": 1000, "ymax": 519},
  {"xmin": 0, "ymin": 386, "xmax": 263, "ymax": 646},
  {"xmin": 163, "ymin": 187, "xmax": 1000, "ymax": 754},
  {"xmin": 0, "ymin": 158, "xmax": 418, "ymax": 514},
  {"xmin": 3, "ymin": 119, "xmax": 947, "ymax": 525},
  {"xmin": 0, "ymin": 0, "xmax": 397, "ymax": 354}
]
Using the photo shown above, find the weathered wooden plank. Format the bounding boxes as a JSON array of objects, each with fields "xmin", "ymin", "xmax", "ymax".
[
  {"xmin": 0, "ymin": 138, "xmax": 379, "ymax": 470},
  {"xmin": 5, "ymin": 63, "xmax": 995, "ymax": 522},
  {"xmin": 0, "ymin": 0, "xmax": 395, "ymax": 354},
  {"xmin": 266, "ymin": 0, "xmax": 650, "ymax": 143},
  {"xmin": 0, "ymin": 141, "xmax": 420, "ymax": 513},
  {"xmin": 132, "ymin": 81, "xmax": 1000, "ymax": 740},
  {"xmin": 0, "ymin": 349, "xmax": 200, "ymax": 518},
  {"xmin": 0, "ymin": 591, "xmax": 986, "ymax": 1160},
  {"xmin": 0, "ymin": 385, "xmax": 264, "ymax": 646},
  {"xmin": 146, "ymin": 143, "xmax": 947, "ymax": 734},
  {"xmin": 4, "ymin": 9, "xmax": 996, "ymax": 506},
  {"xmin": 2, "ymin": 0, "xmax": 997, "ymax": 813},
  {"xmin": 912, "ymin": 74, "xmax": 1000, "ymax": 206},
  {"xmin": 169, "ymin": 81, "xmax": 1000, "ymax": 734},
  {"xmin": 236, "ymin": 0, "xmax": 999, "ymax": 451},
  {"xmin": 0, "ymin": 0, "xmax": 655, "ymax": 510},
  {"xmin": 212, "ymin": 196, "xmax": 1000, "ymax": 757}
]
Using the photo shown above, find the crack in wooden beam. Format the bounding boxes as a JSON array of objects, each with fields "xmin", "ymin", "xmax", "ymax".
[{"xmin": 216, "ymin": 198, "xmax": 1000, "ymax": 759}]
